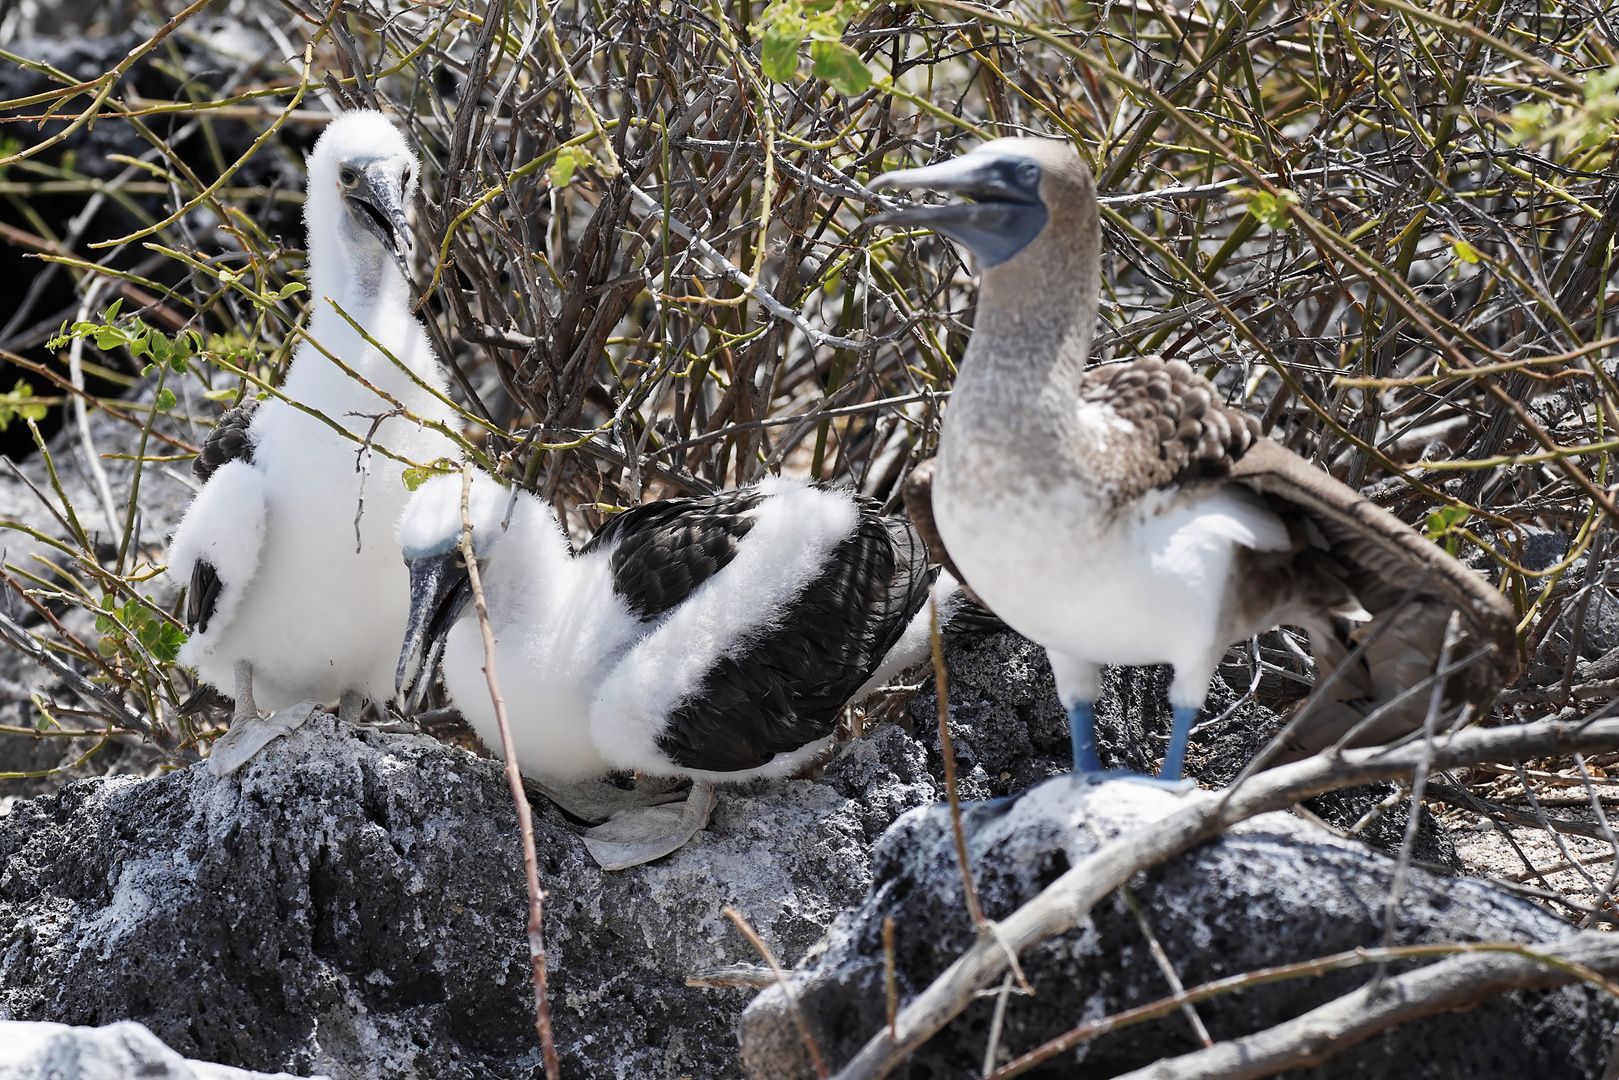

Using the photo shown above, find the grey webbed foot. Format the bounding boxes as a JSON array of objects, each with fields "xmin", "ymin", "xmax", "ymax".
[
  {"xmin": 523, "ymin": 775, "xmax": 686, "ymax": 825},
  {"xmin": 207, "ymin": 701, "xmax": 320, "ymax": 778},
  {"xmin": 581, "ymin": 780, "xmax": 718, "ymax": 870}
]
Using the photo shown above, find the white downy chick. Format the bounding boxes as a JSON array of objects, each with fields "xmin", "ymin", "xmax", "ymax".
[{"xmin": 168, "ymin": 111, "xmax": 459, "ymax": 732}]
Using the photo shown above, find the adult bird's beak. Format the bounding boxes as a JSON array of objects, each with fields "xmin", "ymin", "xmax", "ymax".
[
  {"xmin": 346, "ymin": 164, "xmax": 415, "ymax": 262},
  {"xmin": 395, "ymin": 550, "xmax": 473, "ymax": 712},
  {"xmin": 869, "ymin": 151, "xmax": 1048, "ymax": 268}
]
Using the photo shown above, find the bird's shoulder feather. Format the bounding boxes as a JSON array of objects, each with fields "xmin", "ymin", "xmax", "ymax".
[
  {"xmin": 579, "ymin": 488, "xmax": 770, "ymax": 623},
  {"xmin": 192, "ymin": 401, "xmax": 261, "ymax": 482},
  {"xmin": 1077, "ymin": 356, "xmax": 1261, "ymax": 500}
]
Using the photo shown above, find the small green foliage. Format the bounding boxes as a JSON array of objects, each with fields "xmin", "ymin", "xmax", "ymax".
[
  {"xmin": 1233, "ymin": 188, "xmax": 1299, "ymax": 230},
  {"xmin": 1451, "ymin": 238, "xmax": 1480, "ymax": 264},
  {"xmin": 1505, "ymin": 68, "xmax": 1619, "ymax": 151},
  {"xmin": 50, "ymin": 302, "xmax": 201, "ymax": 377},
  {"xmin": 1425, "ymin": 505, "xmax": 1470, "ymax": 556},
  {"xmin": 402, "ymin": 457, "xmax": 460, "ymax": 491},
  {"xmin": 97, "ymin": 593, "xmax": 187, "ymax": 665},
  {"xmin": 29, "ymin": 692, "xmax": 57, "ymax": 732},
  {"xmin": 0, "ymin": 380, "xmax": 48, "ymax": 431},
  {"xmin": 810, "ymin": 39, "xmax": 872, "ymax": 95},
  {"xmin": 754, "ymin": 0, "xmax": 872, "ymax": 93},
  {"xmin": 0, "ymin": 135, "xmax": 21, "ymax": 181},
  {"xmin": 549, "ymin": 148, "xmax": 584, "ymax": 188}
]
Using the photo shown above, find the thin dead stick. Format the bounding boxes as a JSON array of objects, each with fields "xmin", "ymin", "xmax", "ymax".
[
  {"xmin": 1369, "ymin": 613, "xmax": 1460, "ymax": 998},
  {"xmin": 980, "ymin": 972, "xmax": 1014, "ymax": 1078},
  {"xmin": 1120, "ymin": 885, "xmax": 1212, "ymax": 1047},
  {"xmin": 883, "ymin": 916, "xmax": 898, "ymax": 1041},
  {"xmin": 459, "ymin": 465, "xmax": 561, "ymax": 1080},
  {"xmin": 830, "ymin": 718, "xmax": 1619, "ymax": 1080},
  {"xmin": 988, "ymin": 935, "xmax": 1619, "ymax": 1080},
  {"xmin": 724, "ymin": 905, "xmax": 829, "ymax": 1080},
  {"xmin": 1106, "ymin": 933, "xmax": 1619, "ymax": 1080},
  {"xmin": 930, "ymin": 595, "xmax": 985, "ymax": 928}
]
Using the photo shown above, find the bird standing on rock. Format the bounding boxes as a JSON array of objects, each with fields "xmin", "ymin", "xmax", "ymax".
[
  {"xmin": 393, "ymin": 469, "xmax": 956, "ymax": 868},
  {"xmin": 875, "ymin": 138, "xmax": 1517, "ymax": 782},
  {"xmin": 168, "ymin": 111, "xmax": 458, "ymax": 772}
]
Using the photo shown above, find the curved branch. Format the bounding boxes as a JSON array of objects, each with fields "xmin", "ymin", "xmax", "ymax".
[{"xmin": 832, "ymin": 718, "xmax": 1619, "ymax": 1080}]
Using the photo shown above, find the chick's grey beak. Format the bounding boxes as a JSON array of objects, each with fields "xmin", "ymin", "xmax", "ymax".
[
  {"xmin": 396, "ymin": 550, "xmax": 472, "ymax": 711},
  {"xmin": 347, "ymin": 164, "xmax": 414, "ymax": 261},
  {"xmin": 870, "ymin": 152, "xmax": 1048, "ymax": 268}
]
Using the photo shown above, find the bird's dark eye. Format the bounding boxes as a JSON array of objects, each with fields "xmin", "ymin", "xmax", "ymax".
[
  {"xmin": 1017, "ymin": 161, "xmax": 1041, "ymax": 188},
  {"xmin": 339, "ymin": 167, "xmax": 360, "ymax": 189},
  {"xmin": 403, "ymin": 166, "xmax": 413, "ymax": 187}
]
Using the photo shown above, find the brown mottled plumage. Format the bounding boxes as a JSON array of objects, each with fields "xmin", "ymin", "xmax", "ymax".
[{"xmin": 880, "ymin": 137, "xmax": 1517, "ymax": 776}]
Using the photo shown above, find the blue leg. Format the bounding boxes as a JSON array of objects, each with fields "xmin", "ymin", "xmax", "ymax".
[
  {"xmin": 1160, "ymin": 705, "xmax": 1199, "ymax": 781},
  {"xmin": 1068, "ymin": 701, "xmax": 1102, "ymax": 774},
  {"xmin": 1064, "ymin": 699, "xmax": 1197, "ymax": 791}
]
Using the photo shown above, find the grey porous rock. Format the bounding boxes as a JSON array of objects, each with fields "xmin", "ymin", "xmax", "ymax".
[
  {"xmin": 739, "ymin": 779, "xmax": 1616, "ymax": 1080},
  {"xmin": 910, "ymin": 629, "xmax": 1457, "ymax": 865},
  {"xmin": 0, "ymin": 1019, "xmax": 323, "ymax": 1080},
  {"xmin": 0, "ymin": 714, "xmax": 937, "ymax": 1079}
]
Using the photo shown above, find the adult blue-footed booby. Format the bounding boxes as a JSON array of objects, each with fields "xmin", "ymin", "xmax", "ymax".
[
  {"xmin": 167, "ymin": 111, "xmax": 458, "ymax": 771},
  {"xmin": 875, "ymin": 139, "xmax": 1517, "ymax": 781},
  {"xmin": 394, "ymin": 470, "xmax": 951, "ymax": 868}
]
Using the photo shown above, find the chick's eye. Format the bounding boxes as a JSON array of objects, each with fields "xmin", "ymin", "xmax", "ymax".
[
  {"xmin": 1017, "ymin": 161, "xmax": 1040, "ymax": 188},
  {"xmin": 403, "ymin": 166, "xmax": 413, "ymax": 187},
  {"xmin": 339, "ymin": 167, "xmax": 359, "ymax": 189}
]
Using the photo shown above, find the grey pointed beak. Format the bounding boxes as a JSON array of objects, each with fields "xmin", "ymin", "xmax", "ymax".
[
  {"xmin": 347, "ymin": 164, "xmax": 414, "ymax": 261},
  {"xmin": 869, "ymin": 152, "xmax": 1048, "ymax": 268},
  {"xmin": 396, "ymin": 550, "xmax": 472, "ymax": 712}
]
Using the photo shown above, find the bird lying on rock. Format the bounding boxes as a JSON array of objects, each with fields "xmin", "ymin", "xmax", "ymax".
[
  {"xmin": 168, "ymin": 111, "xmax": 458, "ymax": 774},
  {"xmin": 394, "ymin": 469, "xmax": 963, "ymax": 869},
  {"xmin": 875, "ymin": 138, "xmax": 1517, "ymax": 783}
]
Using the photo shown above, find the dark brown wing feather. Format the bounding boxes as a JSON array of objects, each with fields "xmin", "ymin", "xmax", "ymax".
[
  {"xmin": 903, "ymin": 458, "xmax": 966, "ymax": 583},
  {"xmin": 193, "ymin": 401, "xmax": 260, "ymax": 482},
  {"xmin": 1230, "ymin": 438, "xmax": 1519, "ymax": 758},
  {"xmin": 1080, "ymin": 356, "xmax": 1262, "ymax": 499}
]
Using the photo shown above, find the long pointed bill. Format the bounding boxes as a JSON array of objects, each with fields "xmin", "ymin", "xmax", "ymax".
[
  {"xmin": 396, "ymin": 550, "xmax": 473, "ymax": 711},
  {"xmin": 870, "ymin": 151, "xmax": 1048, "ymax": 268},
  {"xmin": 348, "ymin": 164, "xmax": 415, "ymax": 265}
]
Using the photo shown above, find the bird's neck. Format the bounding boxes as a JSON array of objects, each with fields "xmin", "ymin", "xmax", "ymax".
[
  {"xmin": 950, "ymin": 252, "xmax": 1098, "ymax": 445},
  {"xmin": 309, "ymin": 242, "xmax": 410, "ymax": 323}
]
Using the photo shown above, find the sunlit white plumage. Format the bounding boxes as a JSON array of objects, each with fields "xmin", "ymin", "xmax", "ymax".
[
  {"xmin": 167, "ymin": 111, "xmax": 457, "ymax": 720},
  {"xmin": 394, "ymin": 470, "xmax": 948, "ymax": 866}
]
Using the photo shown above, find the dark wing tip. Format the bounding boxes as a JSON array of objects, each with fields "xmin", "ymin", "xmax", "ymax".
[{"xmin": 193, "ymin": 401, "xmax": 261, "ymax": 482}]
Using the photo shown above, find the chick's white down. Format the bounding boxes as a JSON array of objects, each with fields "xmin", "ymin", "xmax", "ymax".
[
  {"xmin": 168, "ymin": 111, "xmax": 458, "ymax": 710},
  {"xmin": 398, "ymin": 472, "xmax": 944, "ymax": 785}
]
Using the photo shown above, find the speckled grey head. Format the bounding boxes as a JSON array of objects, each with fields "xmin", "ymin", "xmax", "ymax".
[{"xmin": 870, "ymin": 138, "xmax": 1092, "ymax": 269}]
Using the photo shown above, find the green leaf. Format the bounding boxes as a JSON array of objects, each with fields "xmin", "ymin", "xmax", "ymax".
[
  {"xmin": 93, "ymin": 327, "xmax": 126, "ymax": 351},
  {"xmin": 203, "ymin": 387, "xmax": 238, "ymax": 401},
  {"xmin": 549, "ymin": 149, "xmax": 579, "ymax": 189},
  {"xmin": 1424, "ymin": 505, "xmax": 1470, "ymax": 556},
  {"xmin": 154, "ymin": 387, "xmax": 177, "ymax": 412},
  {"xmin": 101, "ymin": 298, "xmax": 123, "ymax": 323},
  {"xmin": 275, "ymin": 282, "xmax": 307, "ymax": 300},
  {"xmin": 97, "ymin": 636, "xmax": 119, "ymax": 658},
  {"xmin": 761, "ymin": 16, "xmax": 806, "ymax": 82},
  {"xmin": 810, "ymin": 39, "xmax": 871, "ymax": 95},
  {"xmin": 402, "ymin": 457, "xmax": 459, "ymax": 491},
  {"xmin": 1234, "ymin": 188, "xmax": 1299, "ymax": 230},
  {"xmin": 1451, "ymin": 239, "xmax": 1480, "ymax": 264}
]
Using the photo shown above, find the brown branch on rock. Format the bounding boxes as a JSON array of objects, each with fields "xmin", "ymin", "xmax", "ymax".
[
  {"xmin": 831, "ymin": 718, "xmax": 1619, "ymax": 1080},
  {"xmin": 986, "ymin": 937, "xmax": 1619, "ymax": 1080},
  {"xmin": 1107, "ymin": 933, "xmax": 1619, "ymax": 1080},
  {"xmin": 458, "ymin": 466, "xmax": 561, "ymax": 1080}
]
